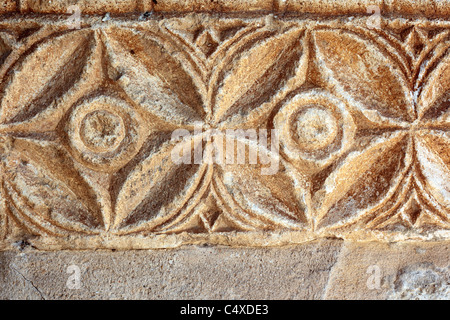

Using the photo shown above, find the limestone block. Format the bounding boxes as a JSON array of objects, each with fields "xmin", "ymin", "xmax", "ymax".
[{"xmin": 1, "ymin": 240, "xmax": 449, "ymax": 299}]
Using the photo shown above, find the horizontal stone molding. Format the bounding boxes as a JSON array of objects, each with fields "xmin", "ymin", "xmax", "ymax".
[{"xmin": 0, "ymin": 0, "xmax": 449, "ymax": 16}]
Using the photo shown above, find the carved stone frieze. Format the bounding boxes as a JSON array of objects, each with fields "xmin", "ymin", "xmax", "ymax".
[{"xmin": 0, "ymin": 13, "xmax": 449, "ymax": 249}]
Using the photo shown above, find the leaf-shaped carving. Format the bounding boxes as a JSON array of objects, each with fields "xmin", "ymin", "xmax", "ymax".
[
  {"xmin": 0, "ymin": 30, "xmax": 94, "ymax": 124},
  {"xmin": 420, "ymin": 93, "xmax": 450, "ymax": 129},
  {"xmin": 415, "ymin": 131, "xmax": 450, "ymax": 213},
  {"xmin": 102, "ymin": 27, "xmax": 205, "ymax": 125},
  {"xmin": 313, "ymin": 29, "xmax": 414, "ymax": 123},
  {"xmin": 212, "ymin": 137, "xmax": 307, "ymax": 230},
  {"xmin": 0, "ymin": 34, "xmax": 12, "ymax": 67},
  {"xmin": 211, "ymin": 28, "xmax": 304, "ymax": 124},
  {"xmin": 418, "ymin": 49, "xmax": 450, "ymax": 119},
  {"xmin": 112, "ymin": 134, "xmax": 207, "ymax": 233},
  {"xmin": 316, "ymin": 132, "xmax": 410, "ymax": 230},
  {"xmin": 1, "ymin": 138, "xmax": 103, "ymax": 234}
]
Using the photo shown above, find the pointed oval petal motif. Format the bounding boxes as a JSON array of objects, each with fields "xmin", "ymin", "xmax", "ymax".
[
  {"xmin": 0, "ymin": 137, "xmax": 104, "ymax": 234},
  {"xmin": 0, "ymin": 30, "xmax": 94, "ymax": 125},
  {"xmin": 418, "ymin": 49, "xmax": 450, "ymax": 120},
  {"xmin": 212, "ymin": 134, "xmax": 308, "ymax": 230},
  {"xmin": 415, "ymin": 131, "xmax": 450, "ymax": 215},
  {"xmin": 316, "ymin": 131, "xmax": 411, "ymax": 230},
  {"xmin": 102, "ymin": 27, "xmax": 206, "ymax": 126},
  {"xmin": 419, "ymin": 93, "xmax": 450, "ymax": 130},
  {"xmin": 313, "ymin": 29, "xmax": 414, "ymax": 124},
  {"xmin": 112, "ymin": 134, "xmax": 207, "ymax": 233},
  {"xmin": 0, "ymin": 32, "xmax": 12, "ymax": 68},
  {"xmin": 211, "ymin": 27, "xmax": 305, "ymax": 125}
]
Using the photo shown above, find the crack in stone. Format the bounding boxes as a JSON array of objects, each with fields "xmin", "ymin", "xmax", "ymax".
[
  {"xmin": 9, "ymin": 263, "xmax": 45, "ymax": 300},
  {"xmin": 321, "ymin": 241, "xmax": 347, "ymax": 299}
]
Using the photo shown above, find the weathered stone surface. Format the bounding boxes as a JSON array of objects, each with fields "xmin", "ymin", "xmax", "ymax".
[
  {"xmin": 0, "ymin": 239, "xmax": 343, "ymax": 299},
  {"xmin": 0, "ymin": 0, "xmax": 449, "ymax": 300},
  {"xmin": 0, "ymin": 1, "xmax": 449, "ymax": 16},
  {"xmin": 325, "ymin": 241, "xmax": 450, "ymax": 299},
  {"xmin": 1, "ymin": 240, "xmax": 449, "ymax": 300}
]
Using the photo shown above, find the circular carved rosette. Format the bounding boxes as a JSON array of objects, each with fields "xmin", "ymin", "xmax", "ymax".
[
  {"xmin": 275, "ymin": 90, "xmax": 356, "ymax": 174},
  {"xmin": 62, "ymin": 96, "xmax": 145, "ymax": 172}
]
